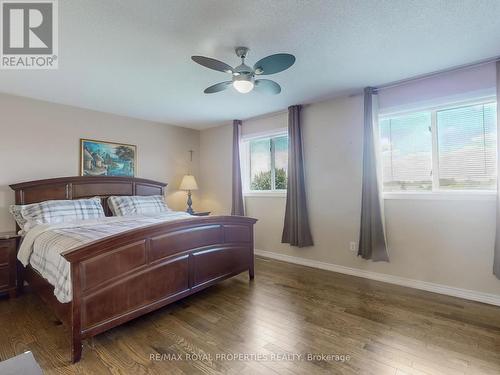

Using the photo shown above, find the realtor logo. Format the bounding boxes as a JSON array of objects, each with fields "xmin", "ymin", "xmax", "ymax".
[{"xmin": 1, "ymin": 0, "xmax": 58, "ymax": 69}]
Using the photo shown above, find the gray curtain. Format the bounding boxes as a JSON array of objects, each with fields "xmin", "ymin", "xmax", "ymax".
[
  {"xmin": 231, "ymin": 120, "xmax": 245, "ymax": 216},
  {"xmin": 358, "ymin": 87, "xmax": 389, "ymax": 261},
  {"xmin": 494, "ymin": 62, "xmax": 500, "ymax": 278},
  {"xmin": 282, "ymin": 105, "xmax": 314, "ymax": 247}
]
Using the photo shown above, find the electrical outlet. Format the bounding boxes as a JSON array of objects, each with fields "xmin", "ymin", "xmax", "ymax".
[{"xmin": 349, "ymin": 241, "xmax": 357, "ymax": 252}]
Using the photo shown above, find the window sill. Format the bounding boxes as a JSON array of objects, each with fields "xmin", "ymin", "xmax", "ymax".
[
  {"xmin": 244, "ymin": 191, "xmax": 287, "ymax": 198},
  {"xmin": 383, "ymin": 191, "xmax": 496, "ymax": 201}
]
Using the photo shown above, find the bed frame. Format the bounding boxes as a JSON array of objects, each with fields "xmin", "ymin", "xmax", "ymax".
[{"xmin": 9, "ymin": 176, "xmax": 257, "ymax": 363}]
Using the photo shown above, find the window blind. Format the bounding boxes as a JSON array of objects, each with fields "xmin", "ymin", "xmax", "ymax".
[{"xmin": 437, "ymin": 103, "xmax": 497, "ymax": 190}]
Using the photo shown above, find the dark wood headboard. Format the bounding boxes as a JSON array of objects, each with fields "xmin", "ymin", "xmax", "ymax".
[{"xmin": 9, "ymin": 176, "xmax": 167, "ymax": 216}]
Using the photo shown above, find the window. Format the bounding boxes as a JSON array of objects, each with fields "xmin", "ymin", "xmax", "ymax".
[
  {"xmin": 379, "ymin": 100, "xmax": 497, "ymax": 193},
  {"xmin": 380, "ymin": 112, "xmax": 433, "ymax": 191},
  {"xmin": 437, "ymin": 103, "xmax": 496, "ymax": 190},
  {"xmin": 242, "ymin": 133, "xmax": 288, "ymax": 193}
]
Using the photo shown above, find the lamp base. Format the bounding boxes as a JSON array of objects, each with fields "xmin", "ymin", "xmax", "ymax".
[{"xmin": 186, "ymin": 190, "xmax": 194, "ymax": 214}]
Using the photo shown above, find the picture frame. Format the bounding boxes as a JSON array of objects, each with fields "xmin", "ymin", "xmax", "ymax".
[{"xmin": 80, "ymin": 138, "xmax": 137, "ymax": 177}]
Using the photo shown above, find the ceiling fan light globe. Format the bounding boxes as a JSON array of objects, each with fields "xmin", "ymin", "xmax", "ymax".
[{"xmin": 233, "ymin": 80, "xmax": 254, "ymax": 94}]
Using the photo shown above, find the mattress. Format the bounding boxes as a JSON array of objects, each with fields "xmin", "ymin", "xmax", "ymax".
[{"xmin": 18, "ymin": 211, "xmax": 192, "ymax": 303}]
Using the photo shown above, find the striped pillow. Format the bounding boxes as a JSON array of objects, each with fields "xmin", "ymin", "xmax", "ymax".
[
  {"xmin": 108, "ymin": 195, "xmax": 169, "ymax": 216},
  {"xmin": 19, "ymin": 197, "xmax": 105, "ymax": 231}
]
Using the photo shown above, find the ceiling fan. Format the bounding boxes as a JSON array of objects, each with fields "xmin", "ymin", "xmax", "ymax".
[{"xmin": 191, "ymin": 47, "xmax": 295, "ymax": 95}]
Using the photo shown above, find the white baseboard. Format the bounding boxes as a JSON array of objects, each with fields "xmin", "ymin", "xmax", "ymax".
[{"xmin": 254, "ymin": 249, "xmax": 500, "ymax": 307}]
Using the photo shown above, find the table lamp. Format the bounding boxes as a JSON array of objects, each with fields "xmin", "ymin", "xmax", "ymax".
[{"xmin": 179, "ymin": 175, "xmax": 199, "ymax": 214}]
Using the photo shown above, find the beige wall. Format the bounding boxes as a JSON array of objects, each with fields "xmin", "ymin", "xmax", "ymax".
[
  {"xmin": 199, "ymin": 123, "xmax": 232, "ymax": 215},
  {"xmin": 199, "ymin": 95, "xmax": 500, "ymax": 297},
  {"xmin": 0, "ymin": 94, "xmax": 200, "ymax": 232},
  {"xmin": 3, "ymin": 91, "xmax": 499, "ymax": 297}
]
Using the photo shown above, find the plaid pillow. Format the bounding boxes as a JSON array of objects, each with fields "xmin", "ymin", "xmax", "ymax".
[
  {"xmin": 20, "ymin": 197, "xmax": 105, "ymax": 231},
  {"xmin": 108, "ymin": 195, "xmax": 169, "ymax": 216}
]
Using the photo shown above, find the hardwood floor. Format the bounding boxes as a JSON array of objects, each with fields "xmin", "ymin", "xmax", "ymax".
[{"xmin": 1, "ymin": 257, "xmax": 500, "ymax": 374}]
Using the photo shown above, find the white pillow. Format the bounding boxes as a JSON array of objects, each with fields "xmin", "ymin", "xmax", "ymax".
[
  {"xmin": 108, "ymin": 195, "xmax": 169, "ymax": 216},
  {"xmin": 18, "ymin": 197, "xmax": 105, "ymax": 231}
]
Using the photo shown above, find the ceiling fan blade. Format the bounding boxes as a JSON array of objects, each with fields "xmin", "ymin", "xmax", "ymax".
[
  {"xmin": 204, "ymin": 81, "xmax": 232, "ymax": 94},
  {"xmin": 254, "ymin": 79, "xmax": 281, "ymax": 94},
  {"xmin": 253, "ymin": 54, "xmax": 295, "ymax": 75},
  {"xmin": 191, "ymin": 56, "xmax": 233, "ymax": 73}
]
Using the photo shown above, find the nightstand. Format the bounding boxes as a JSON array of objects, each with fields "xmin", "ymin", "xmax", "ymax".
[
  {"xmin": 191, "ymin": 211, "xmax": 211, "ymax": 216},
  {"xmin": 0, "ymin": 232, "xmax": 20, "ymax": 298}
]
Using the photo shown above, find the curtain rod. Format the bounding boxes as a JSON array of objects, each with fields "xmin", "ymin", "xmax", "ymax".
[{"xmin": 376, "ymin": 55, "xmax": 500, "ymax": 92}]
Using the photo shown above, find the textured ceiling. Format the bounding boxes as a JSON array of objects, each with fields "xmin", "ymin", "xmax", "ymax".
[{"xmin": 1, "ymin": 0, "xmax": 500, "ymax": 129}]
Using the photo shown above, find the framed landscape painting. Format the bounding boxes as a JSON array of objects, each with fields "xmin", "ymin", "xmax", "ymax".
[{"xmin": 80, "ymin": 139, "xmax": 137, "ymax": 177}]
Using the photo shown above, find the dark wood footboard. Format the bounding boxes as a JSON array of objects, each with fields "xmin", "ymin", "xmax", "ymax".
[{"xmin": 63, "ymin": 216, "xmax": 257, "ymax": 362}]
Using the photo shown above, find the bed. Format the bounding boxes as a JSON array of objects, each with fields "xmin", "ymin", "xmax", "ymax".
[{"xmin": 9, "ymin": 176, "xmax": 257, "ymax": 363}]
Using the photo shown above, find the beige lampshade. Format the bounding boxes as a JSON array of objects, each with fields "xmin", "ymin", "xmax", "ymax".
[{"xmin": 179, "ymin": 175, "xmax": 199, "ymax": 191}]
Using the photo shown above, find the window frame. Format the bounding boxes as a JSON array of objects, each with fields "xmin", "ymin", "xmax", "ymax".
[
  {"xmin": 241, "ymin": 128, "xmax": 288, "ymax": 197},
  {"xmin": 379, "ymin": 97, "xmax": 497, "ymax": 200}
]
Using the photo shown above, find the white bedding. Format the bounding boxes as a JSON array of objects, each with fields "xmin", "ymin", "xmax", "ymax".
[{"xmin": 18, "ymin": 211, "xmax": 192, "ymax": 303}]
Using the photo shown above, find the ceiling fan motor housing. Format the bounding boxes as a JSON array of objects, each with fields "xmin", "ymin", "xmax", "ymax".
[{"xmin": 234, "ymin": 63, "xmax": 253, "ymax": 75}]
